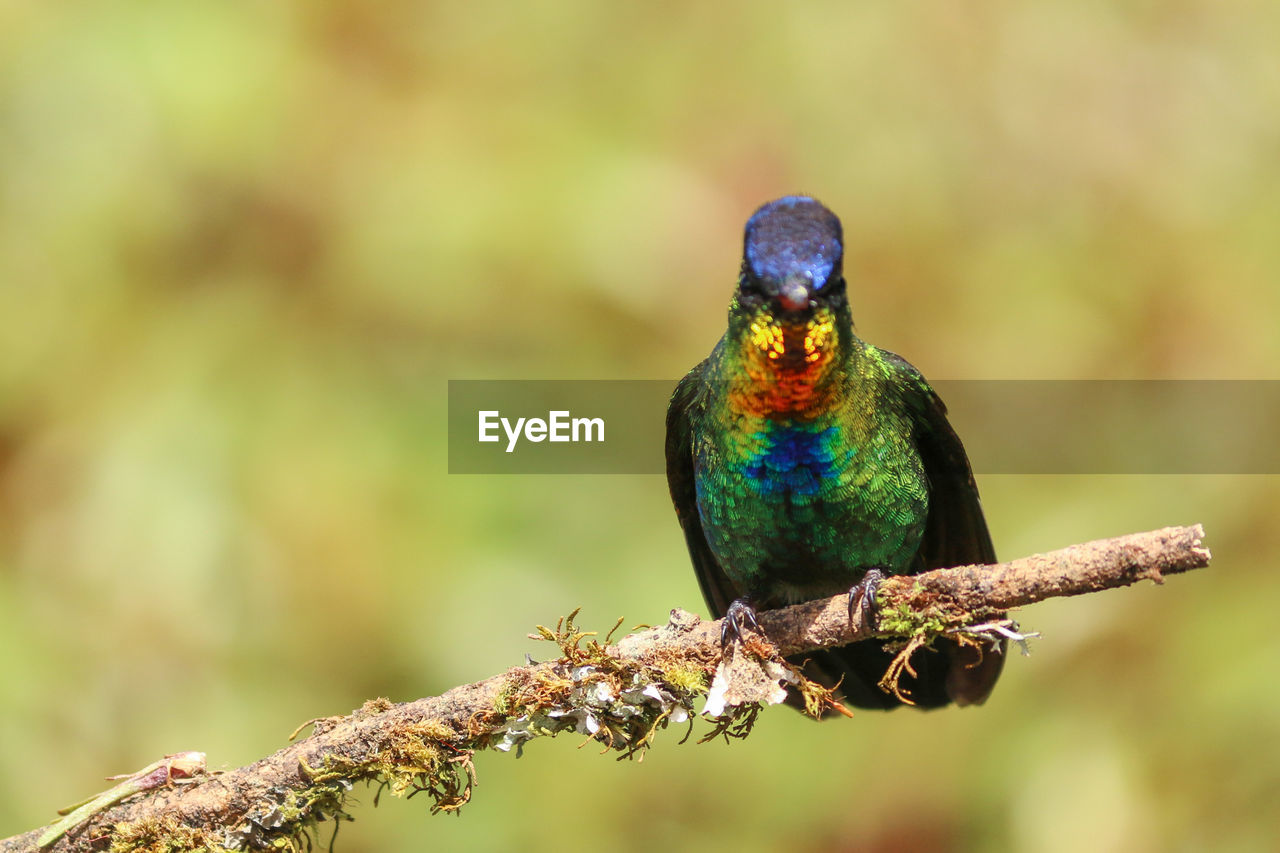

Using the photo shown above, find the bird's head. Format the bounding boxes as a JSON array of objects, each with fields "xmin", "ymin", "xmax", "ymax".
[{"xmin": 729, "ymin": 196, "xmax": 847, "ymax": 373}]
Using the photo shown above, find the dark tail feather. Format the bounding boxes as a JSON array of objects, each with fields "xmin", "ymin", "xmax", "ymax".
[
  {"xmin": 943, "ymin": 636, "xmax": 1006, "ymax": 706},
  {"xmin": 790, "ymin": 636, "xmax": 1004, "ymax": 712}
]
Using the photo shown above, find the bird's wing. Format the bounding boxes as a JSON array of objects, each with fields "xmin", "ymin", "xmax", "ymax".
[
  {"xmin": 882, "ymin": 352, "xmax": 997, "ymax": 570},
  {"xmin": 665, "ymin": 363, "xmax": 736, "ymax": 618},
  {"xmin": 884, "ymin": 350, "xmax": 1004, "ymax": 705}
]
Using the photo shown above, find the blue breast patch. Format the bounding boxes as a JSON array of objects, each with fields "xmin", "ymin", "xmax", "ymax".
[{"xmin": 741, "ymin": 424, "xmax": 850, "ymax": 497}]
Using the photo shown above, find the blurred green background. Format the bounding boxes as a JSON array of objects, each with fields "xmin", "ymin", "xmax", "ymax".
[{"xmin": 2, "ymin": 2, "xmax": 1279, "ymax": 851}]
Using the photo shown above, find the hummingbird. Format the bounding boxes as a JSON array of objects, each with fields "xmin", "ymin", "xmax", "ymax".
[{"xmin": 665, "ymin": 195, "xmax": 1002, "ymax": 709}]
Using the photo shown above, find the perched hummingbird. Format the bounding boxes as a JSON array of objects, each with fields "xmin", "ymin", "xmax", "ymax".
[{"xmin": 665, "ymin": 195, "xmax": 1002, "ymax": 709}]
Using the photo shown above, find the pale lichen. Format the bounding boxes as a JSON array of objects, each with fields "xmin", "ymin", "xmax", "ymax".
[{"xmin": 223, "ymin": 779, "xmax": 353, "ymax": 851}]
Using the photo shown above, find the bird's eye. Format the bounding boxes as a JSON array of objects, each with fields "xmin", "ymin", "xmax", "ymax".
[{"xmin": 736, "ymin": 272, "xmax": 766, "ymax": 302}]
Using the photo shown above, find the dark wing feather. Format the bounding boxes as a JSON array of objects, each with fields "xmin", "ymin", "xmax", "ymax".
[
  {"xmin": 888, "ymin": 351, "xmax": 1004, "ymax": 706},
  {"xmin": 666, "ymin": 363, "xmax": 738, "ymax": 618}
]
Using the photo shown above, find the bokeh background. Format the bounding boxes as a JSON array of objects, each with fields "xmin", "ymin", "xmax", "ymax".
[{"xmin": 2, "ymin": 2, "xmax": 1279, "ymax": 851}]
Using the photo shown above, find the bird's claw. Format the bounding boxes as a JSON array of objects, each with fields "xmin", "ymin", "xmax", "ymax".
[
  {"xmin": 721, "ymin": 598, "xmax": 762, "ymax": 647},
  {"xmin": 847, "ymin": 568, "xmax": 886, "ymax": 627}
]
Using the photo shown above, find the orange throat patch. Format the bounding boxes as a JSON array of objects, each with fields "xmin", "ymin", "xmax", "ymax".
[{"xmin": 731, "ymin": 308, "xmax": 840, "ymax": 417}]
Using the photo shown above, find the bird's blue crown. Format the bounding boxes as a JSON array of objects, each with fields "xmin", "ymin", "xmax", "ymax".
[{"xmin": 743, "ymin": 196, "xmax": 843, "ymax": 291}]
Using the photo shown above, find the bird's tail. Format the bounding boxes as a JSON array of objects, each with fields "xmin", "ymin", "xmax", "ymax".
[{"xmin": 789, "ymin": 636, "xmax": 1004, "ymax": 712}]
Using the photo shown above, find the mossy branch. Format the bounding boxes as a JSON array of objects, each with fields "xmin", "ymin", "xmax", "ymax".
[{"xmin": 3, "ymin": 525, "xmax": 1209, "ymax": 853}]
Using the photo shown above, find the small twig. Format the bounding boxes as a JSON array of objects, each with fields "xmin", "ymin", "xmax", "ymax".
[{"xmin": 35, "ymin": 753, "xmax": 207, "ymax": 848}]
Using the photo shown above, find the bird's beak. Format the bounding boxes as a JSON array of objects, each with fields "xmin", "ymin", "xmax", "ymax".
[{"xmin": 777, "ymin": 275, "xmax": 810, "ymax": 313}]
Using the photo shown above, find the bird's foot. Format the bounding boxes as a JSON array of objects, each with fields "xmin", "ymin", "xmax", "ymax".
[
  {"xmin": 847, "ymin": 568, "xmax": 886, "ymax": 628},
  {"xmin": 721, "ymin": 598, "xmax": 762, "ymax": 647}
]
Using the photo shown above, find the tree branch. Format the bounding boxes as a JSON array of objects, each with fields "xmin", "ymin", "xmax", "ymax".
[{"xmin": 4, "ymin": 525, "xmax": 1210, "ymax": 853}]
